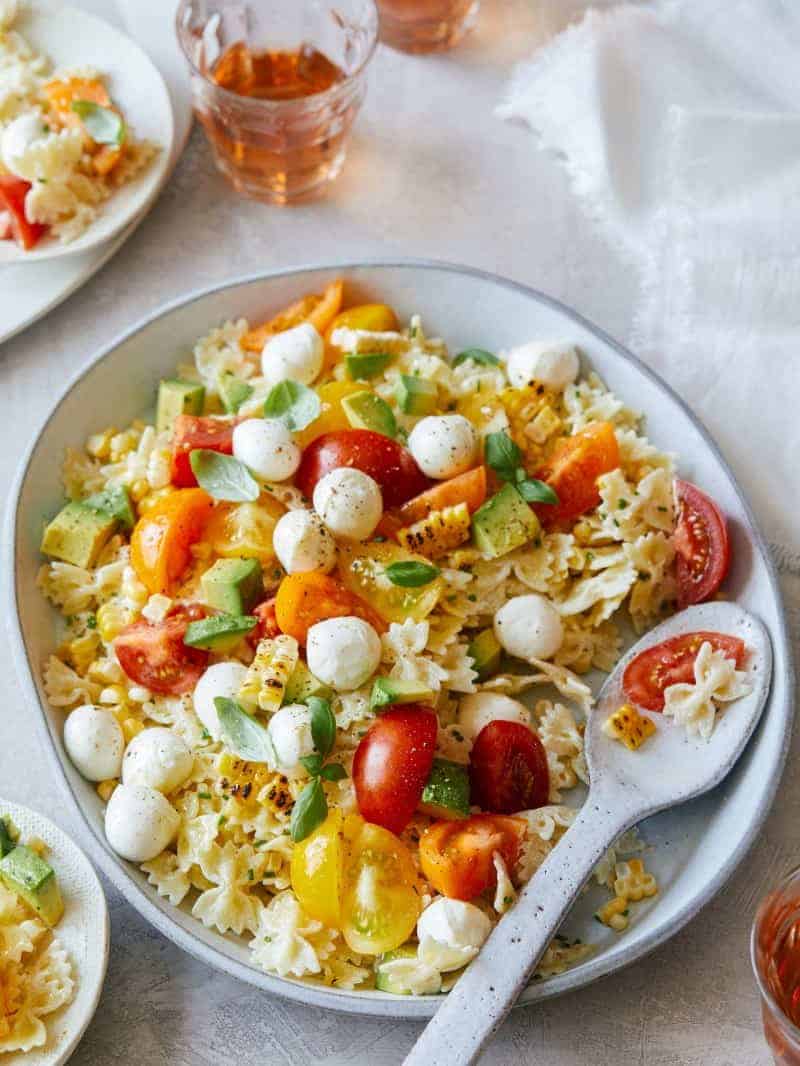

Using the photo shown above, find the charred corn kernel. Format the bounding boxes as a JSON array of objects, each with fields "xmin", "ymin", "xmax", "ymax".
[
  {"xmin": 97, "ymin": 602, "xmax": 134, "ymax": 642},
  {"xmin": 239, "ymin": 634, "xmax": 299, "ymax": 713},
  {"xmin": 129, "ymin": 478, "xmax": 150, "ymax": 503},
  {"xmin": 595, "ymin": 896, "xmax": 630, "ymax": 932},
  {"xmin": 602, "ymin": 703, "xmax": 656, "ymax": 751},
  {"xmin": 525, "ymin": 404, "xmax": 562, "ymax": 445},
  {"xmin": 96, "ymin": 779, "xmax": 118, "ymax": 802},
  {"xmin": 217, "ymin": 754, "xmax": 277, "ymax": 804},
  {"xmin": 86, "ymin": 427, "xmax": 116, "ymax": 459},
  {"xmin": 397, "ymin": 503, "xmax": 471, "ymax": 559},
  {"xmin": 122, "ymin": 717, "xmax": 145, "ymax": 743},
  {"xmin": 613, "ymin": 859, "xmax": 658, "ymax": 902},
  {"xmin": 60, "ymin": 631, "xmax": 101, "ymax": 674}
]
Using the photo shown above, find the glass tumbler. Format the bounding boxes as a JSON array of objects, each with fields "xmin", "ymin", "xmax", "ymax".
[
  {"xmin": 375, "ymin": 0, "xmax": 480, "ymax": 54},
  {"xmin": 176, "ymin": 0, "xmax": 378, "ymax": 203},
  {"xmin": 752, "ymin": 866, "xmax": 800, "ymax": 1064}
]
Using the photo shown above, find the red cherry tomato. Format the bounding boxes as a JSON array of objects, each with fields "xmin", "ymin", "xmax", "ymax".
[
  {"xmin": 674, "ymin": 480, "xmax": 730, "ymax": 607},
  {"xmin": 249, "ymin": 598, "xmax": 280, "ymax": 646},
  {"xmin": 352, "ymin": 705, "xmax": 437, "ymax": 835},
  {"xmin": 623, "ymin": 630, "xmax": 746, "ymax": 712},
  {"xmin": 295, "ymin": 430, "xmax": 431, "ymax": 509},
  {"xmin": 115, "ymin": 606, "xmax": 209, "ymax": 695},
  {"xmin": 419, "ymin": 814, "xmax": 527, "ymax": 900},
  {"xmin": 171, "ymin": 415, "xmax": 236, "ymax": 487},
  {"xmin": 0, "ymin": 176, "xmax": 47, "ymax": 250},
  {"xmin": 469, "ymin": 720, "xmax": 550, "ymax": 814}
]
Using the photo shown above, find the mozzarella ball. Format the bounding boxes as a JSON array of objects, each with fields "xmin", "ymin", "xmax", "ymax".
[
  {"xmin": 261, "ymin": 322, "xmax": 324, "ymax": 387},
  {"xmin": 506, "ymin": 341, "xmax": 580, "ymax": 391},
  {"xmin": 306, "ymin": 616, "xmax": 382, "ymax": 692},
  {"xmin": 64, "ymin": 705, "xmax": 124, "ymax": 782},
  {"xmin": 272, "ymin": 509, "xmax": 336, "ymax": 574},
  {"xmin": 104, "ymin": 784, "xmax": 180, "ymax": 863},
  {"xmin": 193, "ymin": 661, "xmax": 249, "ymax": 740},
  {"xmin": 417, "ymin": 899, "xmax": 493, "ymax": 972},
  {"xmin": 457, "ymin": 692, "xmax": 530, "ymax": 743},
  {"xmin": 1, "ymin": 112, "xmax": 48, "ymax": 177},
  {"xmin": 313, "ymin": 467, "xmax": 383, "ymax": 541},
  {"xmin": 266, "ymin": 704, "xmax": 315, "ymax": 778},
  {"xmin": 493, "ymin": 594, "xmax": 564, "ymax": 661},
  {"xmin": 407, "ymin": 415, "xmax": 477, "ymax": 479},
  {"xmin": 232, "ymin": 418, "xmax": 300, "ymax": 482},
  {"xmin": 122, "ymin": 727, "xmax": 193, "ymax": 794}
]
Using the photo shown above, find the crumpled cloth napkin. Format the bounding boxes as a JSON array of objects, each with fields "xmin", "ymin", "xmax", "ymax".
[{"xmin": 498, "ymin": 0, "xmax": 800, "ymax": 556}]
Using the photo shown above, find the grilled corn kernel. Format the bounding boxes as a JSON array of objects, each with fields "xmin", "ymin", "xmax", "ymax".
[
  {"xmin": 86, "ymin": 427, "xmax": 116, "ymax": 460},
  {"xmin": 96, "ymin": 779, "xmax": 118, "ymax": 802},
  {"xmin": 96, "ymin": 602, "xmax": 134, "ymax": 643},
  {"xmin": 613, "ymin": 859, "xmax": 658, "ymax": 902},
  {"xmin": 595, "ymin": 896, "xmax": 630, "ymax": 932},
  {"xmin": 239, "ymin": 634, "xmax": 299, "ymax": 713},
  {"xmin": 121, "ymin": 717, "xmax": 145, "ymax": 743},
  {"xmin": 602, "ymin": 703, "xmax": 656, "ymax": 751},
  {"xmin": 397, "ymin": 502, "xmax": 471, "ymax": 559}
]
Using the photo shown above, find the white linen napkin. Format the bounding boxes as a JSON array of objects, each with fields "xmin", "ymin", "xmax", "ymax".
[{"xmin": 498, "ymin": 0, "xmax": 800, "ymax": 554}]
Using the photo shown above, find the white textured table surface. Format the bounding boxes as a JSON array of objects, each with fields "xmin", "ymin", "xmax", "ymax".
[{"xmin": 2, "ymin": 2, "xmax": 798, "ymax": 1063}]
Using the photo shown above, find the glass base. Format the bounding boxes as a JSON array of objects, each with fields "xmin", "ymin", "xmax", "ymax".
[
  {"xmin": 378, "ymin": 0, "xmax": 479, "ymax": 54},
  {"xmin": 212, "ymin": 149, "xmax": 346, "ymax": 204}
]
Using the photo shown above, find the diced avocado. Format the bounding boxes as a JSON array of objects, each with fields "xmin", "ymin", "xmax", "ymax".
[
  {"xmin": 375, "ymin": 946, "xmax": 442, "ymax": 995},
  {"xmin": 467, "ymin": 628, "xmax": 502, "ymax": 681},
  {"xmin": 419, "ymin": 759, "xmax": 470, "ymax": 820},
  {"xmin": 471, "ymin": 484, "xmax": 540, "ymax": 559},
  {"xmin": 345, "ymin": 351, "xmax": 392, "ymax": 380},
  {"xmin": 342, "ymin": 391, "xmax": 397, "ymax": 438},
  {"xmin": 218, "ymin": 372, "xmax": 253, "ymax": 415},
  {"xmin": 283, "ymin": 660, "xmax": 333, "ymax": 705},
  {"xmin": 0, "ymin": 845, "xmax": 63, "ymax": 927},
  {"xmin": 0, "ymin": 817, "xmax": 17, "ymax": 859},
  {"xmin": 156, "ymin": 378, "xmax": 205, "ymax": 432},
  {"xmin": 370, "ymin": 677, "xmax": 436, "ymax": 713},
  {"xmin": 184, "ymin": 613, "xmax": 257, "ymax": 651},
  {"xmin": 41, "ymin": 501, "xmax": 118, "ymax": 568},
  {"xmin": 396, "ymin": 374, "xmax": 437, "ymax": 415},
  {"xmin": 83, "ymin": 485, "xmax": 135, "ymax": 532},
  {"xmin": 200, "ymin": 558, "xmax": 263, "ymax": 616}
]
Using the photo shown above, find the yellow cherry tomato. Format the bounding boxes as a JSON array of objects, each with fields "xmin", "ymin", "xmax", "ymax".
[
  {"xmin": 205, "ymin": 497, "xmax": 285, "ymax": 565},
  {"xmin": 337, "ymin": 541, "xmax": 443, "ymax": 624},
  {"xmin": 294, "ymin": 381, "xmax": 366, "ymax": 450},
  {"xmin": 130, "ymin": 488, "xmax": 213, "ymax": 594},
  {"xmin": 291, "ymin": 809, "xmax": 344, "ymax": 928}
]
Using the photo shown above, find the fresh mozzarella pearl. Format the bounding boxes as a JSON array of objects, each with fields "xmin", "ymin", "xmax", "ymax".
[
  {"xmin": 493, "ymin": 594, "xmax": 564, "ymax": 661},
  {"xmin": 313, "ymin": 467, "xmax": 383, "ymax": 541},
  {"xmin": 407, "ymin": 415, "xmax": 477, "ymax": 479},
  {"xmin": 193, "ymin": 662, "xmax": 249, "ymax": 740},
  {"xmin": 506, "ymin": 341, "xmax": 580, "ymax": 391},
  {"xmin": 306, "ymin": 616, "xmax": 382, "ymax": 692},
  {"xmin": 232, "ymin": 418, "xmax": 300, "ymax": 482},
  {"xmin": 63, "ymin": 704, "xmax": 124, "ymax": 782},
  {"xmin": 417, "ymin": 898, "xmax": 493, "ymax": 972},
  {"xmin": 1, "ymin": 112, "xmax": 48, "ymax": 176},
  {"xmin": 122, "ymin": 727, "xmax": 193, "ymax": 794},
  {"xmin": 261, "ymin": 323, "xmax": 324, "ymax": 387},
  {"xmin": 104, "ymin": 784, "xmax": 180, "ymax": 862},
  {"xmin": 266, "ymin": 704, "xmax": 315, "ymax": 778},
  {"xmin": 457, "ymin": 692, "xmax": 530, "ymax": 743},
  {"xmin": 272, "ymin": 509, "xmax": 336, "ymax": 574}
]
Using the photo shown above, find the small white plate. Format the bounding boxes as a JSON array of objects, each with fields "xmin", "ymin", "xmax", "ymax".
[
  {"xmin": 0, "ymin": 800, "xmax": 108, "ymax": 1065},
  {"xmin": 0, "ymin": 0, "xmax": 174, "ymax": 265}
]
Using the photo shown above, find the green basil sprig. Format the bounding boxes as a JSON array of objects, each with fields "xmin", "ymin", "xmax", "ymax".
[
  {"xmin": 71, "ymin": 100, "xmax": 126, "ymax": 146},
  {"xmin": 190, "ymin": 449, "xmax": 260, "ymax": 502},
  {"xmin": 452, "ymin": 348, "xmax": 500, "ymax": 369},
  {"xmin": 384, "ymin": 561, "xmax": 441, "ymax": 588},
  {"xmin": 484, "ymin": 431, "xmax": 559, "ymax": 506},
  {"xmin": 291, "ymin": 697, "xmax": 347, "ymax": 842},
  {"xmin": 215, "ymin": 697, "xmax": 277, "ymax": 763},
  {"xmin": 263, "ymin": 380, "xmax": 321, "ymax": 431}
]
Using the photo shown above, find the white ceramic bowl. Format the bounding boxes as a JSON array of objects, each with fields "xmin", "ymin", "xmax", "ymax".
[
  {"xmin": 0, "ymin": 0, "xmax": 174, "ymax": 265},
  {"xmin": 6, "ymin": 261, "xmax": 794, "ymax": 1019}
]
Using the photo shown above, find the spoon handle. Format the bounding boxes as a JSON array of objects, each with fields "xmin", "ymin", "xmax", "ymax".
[{"xmin": 404, "ymin": 797, "xmax": 634, "ymax": 1066}]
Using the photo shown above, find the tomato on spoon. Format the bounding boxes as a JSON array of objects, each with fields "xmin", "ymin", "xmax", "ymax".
[
  {"xmin": 623, "ymin": 630, "xmax": 746, "ymax": 712},
  {"xmin": 673, "ymin": 479, "xmax": 730, "ymax": 607}
]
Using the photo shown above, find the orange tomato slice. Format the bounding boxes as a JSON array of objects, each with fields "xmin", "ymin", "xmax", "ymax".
[
  {"xmin": 419, "ymin": 814, "xmax": 527, "ymax": 900},
  {"xmin": 274, "ymin": 571, "xmax": 386, "ymax": 644},
  {"xmin": 397, "ymin": 466, "xmax": 487, "ymax": 527},
  {"xmin": 130, "ymin": 488, "xmax": 213, "ymax": 595},
  {"xmin": 534, "ymin": 421, "xmax": 620, "ymax": 529},
  {"xmin": 241, "ymin": 280, "xmax": 344, "ymax": 353}
]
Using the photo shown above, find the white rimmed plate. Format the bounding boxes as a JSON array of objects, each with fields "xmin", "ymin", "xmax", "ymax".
[
  {"xmin": 5, "ymin": 261, "xmax": 794, "ymax": 1019},
  {"xmin": 0, "ymin": 0, "xmax": 174, "ymax": 265},
  {"xmin": 0, "ymin": 800, "xmax": 108, "ymax": 1065}
]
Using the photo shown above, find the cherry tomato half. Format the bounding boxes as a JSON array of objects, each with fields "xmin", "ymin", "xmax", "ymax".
[
  {"xmin": 353, "ymin": 706, "xmax": 438, "ymax": 835},
  {"xmin": 170, "ymin": 415, "xmax": 236, "ymax": 488},
  {"xmin": 0, "ymin": 176, "xmax": 47, "ymax": 251},
  {"xmin": 130, "ymin": 488, "xmax": 213, "ymax": 594},
  {"xmin": 469, "ymin": 720, "xmax": 550, "ymax": 814},
  {"xmin": 295, "ymin": 430, "xmax": 431, "ymax": 509},
  {"xmin": 115, "ymin": 605, "xmax": 209, "ymax": 695},
  {"xmin": 274, "ymin": 571, "xmax": 386, "ymax": 643},
  {"xmin": 674, "ymin": 480, "xmax": 730, "ymax": 607},
  {"xmin": 249, "ymin": 598, "xmax": 280, "ymax": 646},
  {"xmin": 419, "ymin": 814, "xmax": 526, "ymax": 901},
  {"xmin": 623, "ymin": 630, "xmax": 746, "ymax": 712},
  {"xmin": 534, "ymin": 421, "xmax": 620, "ymax": 528}
]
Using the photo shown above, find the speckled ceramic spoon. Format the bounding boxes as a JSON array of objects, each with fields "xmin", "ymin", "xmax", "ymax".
[{"xmin": 405, "ymin": 602, "xmax": 772, "ymax": 1066}]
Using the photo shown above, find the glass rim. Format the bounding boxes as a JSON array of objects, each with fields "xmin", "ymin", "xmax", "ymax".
[
  {"xmin": 751, "ymin": 864, "xmax": 800, "ymax": 1040},
  {"xmin": 174, "ymin": 0, "xmax": 379, "ymax": 111}
]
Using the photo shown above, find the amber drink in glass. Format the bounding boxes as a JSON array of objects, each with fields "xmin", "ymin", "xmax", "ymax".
[
  {"xmin": 376, "ymin": 0, "xmax": 479, "ymax": 53},
  {"xmin": 753, "ymin": 867, "xmax": 800, "ymax": 1064}
]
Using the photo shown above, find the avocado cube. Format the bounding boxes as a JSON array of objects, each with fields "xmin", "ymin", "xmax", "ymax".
[
  {"xmin": 471, "ymin": 484, "xmax": 541, "ymax": 559},
  {"xmin": 184, "ymin": 613, "xmax": 257, "ymax": 651},
  {"xmin": 0, "ymin": 844, "xmax": 64, "ymax": 926},
  {"xmin": 41, "ymin": 501, "xmax": 118, "ymax": 568},
  {"xmin": 156, "ymin": 378, "xmax": 205, "ymax": 433},
  {"xmin": 369, "ymin": 677, "xmax": 436, "ymax": 713},
  {"xmin": 419, "ymin": 759, "xmax": 470, "ymax": 820},
  {"xmin": 283, "ymin": 661, "xmax": 333, "ymax": 705},
  {"xmin": 396, "ymin": 375, "xmax": 437, "ymax": 416},
  {"xmin": 345, "ymin": 352, "xmax": 392, "ymax": 380},
  {"xmin": 0, "ymin": 817, "xmax": 17, "ymax": 858},
  {"xmin": 342, "ymin": 391, "xmax": 397, "ymax": 438},
  {"xmin": 200, "ymin": 558, "xmax": 263, "ymax": 615},
  {"xmin": 467, "ymin": 628, "xmax": 502, "ymax": 681},
  {"xmin": 218, "ymin": 372, "xmax": 253, "ymax": 415},
  {"xmin": 83, "ymin": 485, "xmax": 135, "ymax": 532}
]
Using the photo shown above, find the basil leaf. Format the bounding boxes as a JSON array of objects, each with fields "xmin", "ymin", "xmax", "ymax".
[
  {"xmin": 308, "ymin": 696, "xmax": 336, "ymax": 759},
  {"xmin": 263, "ymin": 380, "xmax": 321, "ymax": 431},
  {"xmin": 452, "ymin": 348, "xmax": 500, "ymax": 369},
  {"xmin": 484, "ymin": 431, "xmax": 522, "ymax": 483},
  {"xmin": 517, "ymin": 478, "xmax": 560, "ymax": 505},
  {"xmin": 290, "ymin": 777, "xmax": 328, "ymax": 842},
  {"xmin": 300, "ymin": 753, "xmax": 323, "ymax": 777},
  {"xmin": 319, "ymin": 762, "xmax": 347, "ymax": 783},
  {"xmin": 190, "ymin": 449, "xmax": 259, "ymax": 502},
  {"xmin": 384, "ymin": 561, "xmax": 441, "ymax": 588},
  {"xmin": 215, "ymin": 697, "xmax": 276, "ymax": 763},
  {"xmin": 71, "ymin": 100, "xmax": 126, "ymax": 146}
]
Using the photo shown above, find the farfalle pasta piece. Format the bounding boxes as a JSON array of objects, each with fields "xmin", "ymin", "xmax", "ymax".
[
  {"xmin": 663, "ymin": 641, "xmax": 752, "ymax": 739},
  {"xmin": 250, "ymin": 891, "xmax": 336, "ymax": 979}
]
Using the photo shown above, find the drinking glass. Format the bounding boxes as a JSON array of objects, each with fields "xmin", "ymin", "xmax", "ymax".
[
  {"xmin": 375, "ymin": 0, "xmax": 480, "ymax": 54},
  {"xmin": 176, "ymin": 0, "xmax": 378, "ymax": 203},
  {"xmin": 752, "ymin": 866, "xmax": 800, "ymax": 1064}
]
